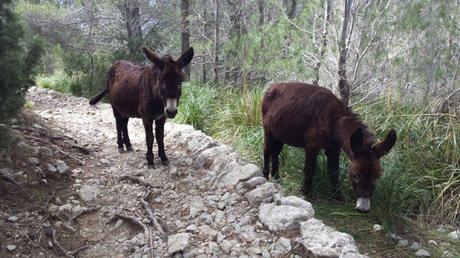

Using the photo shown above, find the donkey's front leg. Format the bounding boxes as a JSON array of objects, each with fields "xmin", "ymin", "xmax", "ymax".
[
  {"xmin": 301, "ymin": 148, "xmax": 319, "ymax": 196},
  {"xmin": 155, "ymin": 117, "xmax": 169, "ymax": 165},
  {"xmin": 326, "ymin": 147, "xmax": 344, "ymax": 201},
  {"xmin": 142, "ymin": 117, "xmax": 155, "ymax": 168}
]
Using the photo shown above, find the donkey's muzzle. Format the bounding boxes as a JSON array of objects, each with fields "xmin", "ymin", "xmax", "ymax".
[
  {"xmin": 356, "ymin": 198, "xmax": 370, "ymax": 213},
  {"xmin": 166, "ymin": 109, "xmax": 177, "ymax": 118}
]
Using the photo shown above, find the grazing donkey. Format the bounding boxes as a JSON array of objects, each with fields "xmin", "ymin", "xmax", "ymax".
[
  {"xmin": 262, "ymin": 82, "xmax": 396, "ymax": 213},
  {"xmin": 89, "ymin": 47, "xmax": 194, "ymax": 168}
]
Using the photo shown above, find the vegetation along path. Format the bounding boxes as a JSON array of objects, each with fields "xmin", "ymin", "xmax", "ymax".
[{"xmin": 15, "ymin": 86, "xmax": 368, "ymax": 257}]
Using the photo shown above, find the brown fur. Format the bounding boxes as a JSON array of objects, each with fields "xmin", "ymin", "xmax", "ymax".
[
  {"xmin": 89, "ymin": 47, "xmax": 194, "ymax": 167},
  {"xmin": 262, "ymin": 82, "xmax": 396, "ymax": 209}
]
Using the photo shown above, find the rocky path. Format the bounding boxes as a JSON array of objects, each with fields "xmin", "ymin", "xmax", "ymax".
[{"xmin": 26, "ymin": 87, "xmax": 367, "ymax": 258}]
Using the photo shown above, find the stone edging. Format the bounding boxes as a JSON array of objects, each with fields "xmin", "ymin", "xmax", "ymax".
[{"xmin": 164, "ymin": 123, "xmax": 368, "ymax": 258}]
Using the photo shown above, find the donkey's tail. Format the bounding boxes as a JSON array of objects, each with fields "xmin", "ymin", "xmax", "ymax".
[{"xmin": 89, "ymin": 89, "xmax": 108, "ymax": 105}]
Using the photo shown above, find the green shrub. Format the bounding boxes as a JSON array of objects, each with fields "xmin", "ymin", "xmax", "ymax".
[{"xmin": 0, "ymin": 0, "xmax": 43, "ymax": 123}]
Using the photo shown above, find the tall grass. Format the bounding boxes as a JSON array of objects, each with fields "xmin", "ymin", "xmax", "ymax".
[{"xmin": 176, "ymin": 81, "xmax": 460, "ymax": 228}]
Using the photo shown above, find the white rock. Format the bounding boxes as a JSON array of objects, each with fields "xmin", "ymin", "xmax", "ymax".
[
  {"xmin": 397, "ymin": 239, "xmax": 409, "ymax": 247},
  {"xmin": 372, "ymin": 224, "xmax": 384, "ymax": 232},
  {"xmin": 189, "ymin": 196, "xmax": 205, "ymax": 218},
  {"xmin": 259, "ymin": 202, "xmax": 314, "ymax": 231},
  {"xmin": 245, "ymin": 182, "xmax": 277, "ymax": 206},
  {"xmin": 427, "ymin": 240, "xmax": 437, "ymax": 246},
  {"xmin": 220, "ymin": 239, "xmax": 238, "ymax": 254},
  {"xmin": 242, "ymin": 176, "xmax": 267, "ymax": 189},
  {"xmin": 415, "ymin": 248, "xmax": 431, "ymax": 257},
  {"xmin": 270, "ymin": 237, "xmax": 291, "ymax": 258},
  {"xmin": 239, "ymin": 226, "xmax": 258, "ymax": 242},
  {"xmin": 447, "ymin": 230, "xmax": 459, "ymax": 240},
  {"xmin": 7, "ymin": 216, "xmax": 18, "ymax": 222},
  {"xmin": 167, "ymin": 233, "xmax": 190, "ymax": 255},
  {"xmin": 71, "ymin": 205, "xmax": 82, "ymax": 214},
  {"xmin": 79, "ymin": 185, "xmax": 100, "ymax": 202},
  {"xmin": 185, "ymin": 224, "xmax": 198, "ymax": 233},
  {"xmin": 46, "ymin": 163, "xmax": 57, "ymax": 173},
  {"xmin": 216, "ymin": 164, "xmax": 262, "ymax": 188},
  {"xmin": 55, "ymin": 160, "xmax": 69, "ymax": 174},
  {"xmin": 298, "ymin": 218, "xmax": 358, "ymax": 257},
  {"xmin": 58, "ymin": 203, "xmax": 73, "ymax": 212},
  {"xmin": 6, "ymin": 245, "xmax": 16, "ymax": 251},
  {"xmin": 28, "ymin": 157, "xmax": 40, "ymax": 166},
  {"xmin": 410, "ymin": 241, "xmax": 421, "ymax": 250},
  {"xmin": 276, "ymin": 196, "xmax": 314, "ymax": 211}
]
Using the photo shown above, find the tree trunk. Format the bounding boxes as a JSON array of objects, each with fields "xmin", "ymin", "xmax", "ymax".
[
  {"xmin": 202, "ymin": 0, "xmax": 208, "ymax": 82},
  {"xmin": 181, "ymin": 0, "xmax": 191, "ymax": 78},
  {"xmin": 213, "ymin": 0, "xmax": 220, "ymax": 83},
  {"xmin": 313, "ymin": 0, "xmax": 332, "ymax": 85},
  {"xmin": 258, "ymin": 0, "xmax": 264, "ymax": 26},
  {"xmin": 120, "ymin": 0, "xmax": 143, "ymax": 61},
  {"xmin": 337, "ymin": 0, "xmax": 352, "ymax": 106}
]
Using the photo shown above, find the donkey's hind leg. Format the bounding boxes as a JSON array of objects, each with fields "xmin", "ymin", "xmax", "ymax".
[
  {"xmin": 113, "ymin": 109, "xmax": 125, "ymax": 153},
  {"xmin": 155, "ymin": 117, "xmax": 169, "ymax": 165},
  {"xmin": 121, "ymin": 117, "xmax": 133, "ymax": 151},
  {"xmin": 263, "ymin": 132, "xmax": 283, "ymax": 180}
]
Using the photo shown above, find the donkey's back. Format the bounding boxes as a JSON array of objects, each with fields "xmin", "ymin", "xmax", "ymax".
[{"xmin": 262, "ymin": 82, "xmax": 344, "ymax": 148}]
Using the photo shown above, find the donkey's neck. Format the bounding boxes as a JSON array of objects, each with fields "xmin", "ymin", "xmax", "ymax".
[{"xmin": 335, "ymin": 110, "xmax": 376, "ymax": 160}]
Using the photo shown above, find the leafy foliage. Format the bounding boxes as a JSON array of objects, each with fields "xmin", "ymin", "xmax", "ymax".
[{"xmin": 0, "ymin": 0, "xmax": 43, "ymax": 123}]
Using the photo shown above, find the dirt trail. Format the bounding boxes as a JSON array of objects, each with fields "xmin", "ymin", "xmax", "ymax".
[{"xmin": 16, "ymin": 87, "xmax": 367, "ymax": 258}]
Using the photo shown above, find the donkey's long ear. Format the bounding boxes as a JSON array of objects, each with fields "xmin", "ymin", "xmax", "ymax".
[
  {"xmin": 373, "ymin": 129, "xmax": 397, "ymax": 158},
  {"xmin": 176, "ymin": 47, "xmax": 194, "ymax": 69},
  {"xmin": 350, "ymin": 127, "xmax": 364, "ymax": 156},
  {"xmin": 143, "ymin": 47, "xmax": 165, "ymax": 70}
]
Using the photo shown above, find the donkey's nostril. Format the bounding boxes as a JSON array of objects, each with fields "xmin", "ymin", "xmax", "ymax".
[{"xmin": 166, "ymin": 109, "xmax": 177, "ymax": 118}]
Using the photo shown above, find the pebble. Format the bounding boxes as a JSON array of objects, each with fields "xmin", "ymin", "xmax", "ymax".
[
  {"xmin": 410, "ymin": 241, "xmax": 421, "ymax": 250},
  {"xmin": 27, "ymin": 157, "xmax": 40, "ymax": 166},
  {"xmin": 55, "ymin": 160, "xmax": 69, "ymax": 174},
  {"xmin": 415, "ymin": 248, "xmax": 431, "ymax": 257},
  {"xmin": 397, "ymin": 239, "xmax": 409, "ymax": 247},
  {"xmin": 427, "ymin": 240, "xmax": 438, "ymax": 246},
  {"xmin": 372, "ymin": 224, "xmax": 384, "ymax": 232},
  {"xmin": 447, "ymin": 230, "xmax": 459, "ymax": 240},
  {"xmin": 7, "ymin": 216, "xmax": 18, "ymax": 222}
]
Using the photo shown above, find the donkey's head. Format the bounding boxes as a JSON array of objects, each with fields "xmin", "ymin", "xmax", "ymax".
[
  {"xmin": 142, "ymin": 47, "xmax": 194, "ymax": 118},
  {"xmin": 348, "ymin": 128, "xmax": 396, "ymax": 213}
]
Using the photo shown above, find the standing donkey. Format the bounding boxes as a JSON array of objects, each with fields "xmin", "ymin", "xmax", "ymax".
[
  {"xmin": 262, "ymin": 82, "xmax": 396, "ymax": 213},
  {"xmin": 89, "ymin": 47, "xmax": 194, "ymax": 168}
]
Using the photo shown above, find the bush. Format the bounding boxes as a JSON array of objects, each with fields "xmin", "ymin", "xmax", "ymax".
[{"xmin": 0, "ymin": 0, "xmax": 43, "ymax": 123}]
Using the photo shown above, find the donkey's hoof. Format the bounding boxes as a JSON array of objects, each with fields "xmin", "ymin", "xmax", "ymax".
[
  {"xmin": 118, "ymin": 147, "xmax": 125, "ymax": 154},
  {"xmin": 161, "ymin": 159, "xmax": 170, "ymax": 166},
  {"xmin": 126, "ymin": 146, "xmax": 134, "ymax": 152},
  {"xmin": 148, "ymin": 164, "xmax": 155, "ymax": 169},
  {"xmin": 301, "ymin": 187, "xmax": 312, "ymax": 197}
]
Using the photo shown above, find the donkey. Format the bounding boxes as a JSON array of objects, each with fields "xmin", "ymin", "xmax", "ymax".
[
  {"xmin": 89, "ymin": 47, "xmax": 194, "ymax": 168},
  {"xmin": 262, "ymin": 82, "xmax": 396, "ymax": 213}
]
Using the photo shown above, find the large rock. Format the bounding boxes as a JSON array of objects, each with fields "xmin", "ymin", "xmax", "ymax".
[
  {"xmin": 195, "ymin": 145, "xmax": 237, "ymax": 170},
  {"xmin": 79, "ymin": 185, "xmax": 100, "ymax": 202},
  {"xmin": 276, "ymin": 196, "xmax": 314, "ymax": 212},
  {"xmin": 259, "ymin": 202, "xmax": 313, "ymax": 232},
  {"xmin": 186, "ymin": 132, "xmax": 218, "ymax": 153},
  {"xmin": 245, "ymin": 183, "xmax": 277, "ymax": 206},
  {"xmin": 297, "ymin": 218, "xmax": 362, "ymax": 257},
  {"xmin": 167, "ymin": 233, "xmax": 190, "ymax": 255},
  {"xmin": 216, "ymin": 164, "xmax": 262, "ymax": 188}
]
